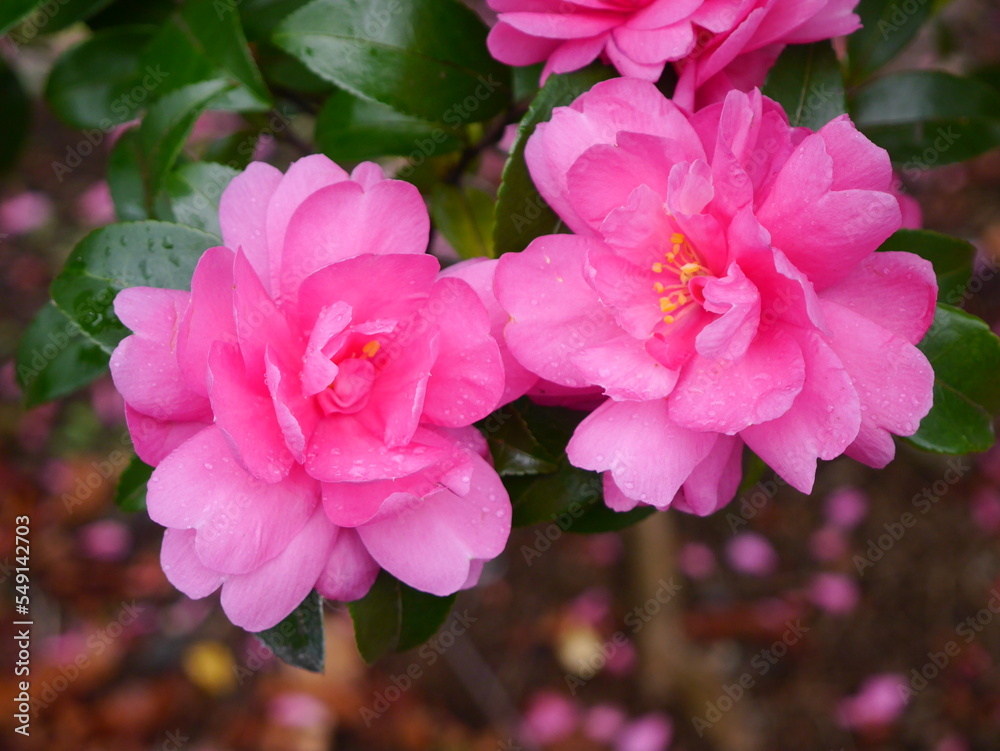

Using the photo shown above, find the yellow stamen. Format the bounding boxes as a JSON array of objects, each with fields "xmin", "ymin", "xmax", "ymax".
[
  {"xmin": 653, "ymin": 282, "xmax": 665, "ymax": 294},
  {"xmin": 663, "ymin": 315, "xmax": 675, "ymax": 324},
  {"xmin": 652, "ymin": 262, "xmax": 664, "ymax": 273},
  {"xmin": 671, "ymin": 233, "xmax": 686, "ymax": 245},
  {"xmin": 362, "ymin": 340, "xmax": 381, "ymax": 358},
  {"xmin": 660, "ymin": 298, "xmax": 677, "ymax": 313}
]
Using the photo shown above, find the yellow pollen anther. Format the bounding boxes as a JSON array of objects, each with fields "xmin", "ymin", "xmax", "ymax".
[
  {"xmin": 651, "ymin": 262, "xmax": 664, "ymax": 273},
  {"xmin": 659, "ymin": 298, "xmax": 677, "ymax": 313},
  {"xmin": 671, "ymin": 233, "xmax": 686, "ymax": 245},
  {"xmin": 663, "ymin": 315, "xmax": 675, "ymax": 324},
  {"xmin": 680, "ymin": 262, "xmax": 701, "ymax": 276},
  {"xmin": 653, "ymin": 282, "xmax": 665, "ymax": 293},
  {"xmin": 362, "ymin": 340, "xmax": 381, "ymax": 358}
]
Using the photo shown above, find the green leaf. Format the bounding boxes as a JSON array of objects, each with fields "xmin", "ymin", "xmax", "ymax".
[
  {"xmin": 139, "ymin": 79, "xmax": 233, "ymax": 199},
  {"xmin": 107, "ymin": 129, "xmax": 149, "ymax": 221},
  {"xmin": 847, "ymin": 0, "xmax": 936, "ymax": 83},
  {"xmin": 155, "ymin": 162, "xmax": 238, "ymax": 236},
  {"xmin": 348, "ymin": 571, "xmax": 456, "ymax": 663},
  {"xmin": 274, "ymin": 0, "xmax": 511, "ymax": 123},
  {"xmin": 430, "ymin": 185, "xmax": 495, "ymax": 260},
  {"xmin": 762, "ymin": 42, "xmax": 846, "ymax": 130},
  {"xmin": 0, "ymin": 0, "xmax": 110, "ymax": 36},
  {"xmin": 140, "ymin": 20, "xmax": 265, "ymax": 113},
  {"xmin": 16, "ymin": 302, "xmax": 108, "ymax": 407},
  {"xmin": 178, "ymin": 0, "xmax": 272, "ymax": 108},
  {"xmin": 568, "ymin": 503, "xmax": 656, "ymax": 535},
  {"xmin": 114, "ymin": 455, "xmax": 153, "ymax": 512},
  {"xmin": 87, "ymin": 0, "xmax": 177, "ymax": 29},
  {"xmin": 0, "ymin": 0, "xmax": 42, "ymax": 36},
  {"xmin": 45, "ymin": 26, "xmax": 155, "ymax": 129},
  {"xmin": 910, "ymin": 304, "xmax": 1000, "ymax": 453},
  {"xmin": 258, "ymin": 45, "xmax": 334, "ymax": 94},
  {"xmin": 493, "ymin": 66, "xmax": 613, "ymax": 256},
  {"xmin": 851, "ymin": 71, "xmax": 1000, "ymax": 166},
  {"xmin": 50, "ymin": 221, "xmax": 218, "ymax": 352},
  {"xmin": 315, "ymin": 88, "xmax": 463, "ymax": 163},
  {"xmin": 254, "ymin": 590, "xmax": 325, "ymax": 672},
  {"xmin": 481, "ymin": 404, "xmax": 558, "ymax": 477},
  {"xmin": 877, "ymin": 229, "xmax": 975, "ymax": 304},
  {"xmin": 0, "ymin": 57, "xmax": 29, "ymax": 174},
  {"xmin": 238, "ymin": 0, "xmax": 314, "ymax": 42}
]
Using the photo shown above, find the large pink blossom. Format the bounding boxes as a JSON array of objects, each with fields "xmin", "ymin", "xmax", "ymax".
[
  {"xmin": 110, "ymin": 156, "xmax": 511, "ymax": 631},
  {"xmin": 494, "ymin": 79, "xmax": 936, "ymax": 514},
  {"xmin": 486, "ymin": 0, "xmax": 860, "ymax": 108}
]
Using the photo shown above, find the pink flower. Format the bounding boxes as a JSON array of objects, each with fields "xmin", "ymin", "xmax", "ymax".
[
  {"xmin": 110, "ymin": 156, "xmax": 511, "ymax": 631},
  {"xmin": 486, "ymin": 0, "xmax": 860, "ymax": 108},
  {"xmin": 494, "ymin": 79, "xmax": 936, "ymax": 514}
]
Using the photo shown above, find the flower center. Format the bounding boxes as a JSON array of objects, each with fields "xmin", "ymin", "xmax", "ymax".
[
  {"xmin": 651, "ymin": 231, "xmax": 709, "ymax": 324},
  {"xmin": 317, "ymin": 338, "xmax": 381, "ymax": 415}
]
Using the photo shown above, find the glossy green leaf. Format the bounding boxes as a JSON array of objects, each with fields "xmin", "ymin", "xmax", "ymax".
[
  {"xmin": 254, "ymin": 590, "xmax": 325, "ymax": 672},
  {"xmin": 877, "ymin": 229, "xmax": 975, "ymax": 304},
  {"xmin": 258, "ymin": 45, "xmax": 334, "ymax": 94},
  {"xmin": 45, "ymin": 26, "xmax": 155, "ymax": 129},
  {"xmin": 178, "ymin": 0, "xmax": 271, "ymax": 108},
  {"xmin": 107, "ymin": 129, "xmax": 149, "ymax": 221},
  {"xmin": 568, "ymin": 502, "xmax": 656, "ymax": 535},
  {"xmin": 114, "ymin": 455, "xmax": 153, "ymax": 512},
  {"xmin": 851, "ymin": 71, "xmax": 1000, "ymax": 166},
  {"xmin": 50, "ymin": 221, "xmax": 218, "ymax": 353},
  {"xmin": 16, "ymin": 302, "xmax": 108, "ymax": 408},
  {"xmin": 155, "ymin": 162, "xmax": 238, "ymax": 236},
  {"xmin": 910, "ymin": 304, "xmax": 1000, "ymax": 453},
  {"xmin": 139, "ymin": 79, "xmax": 232, "ymax": 199},
  {"xmin": 316, "ymin": 88, "xmax": 463, "ymax": 163},
  {"xmin": 238, "ymin": 0, "xmax": 314, "ymax": 42},
  {"xmin": 493, "ymin": 66, "xmax": 613, "ymax": 256},
  {"xmin": 762, "ymin": 42, "xmax": 846, "ymax": 130},
  {"xmin": 847, "ymin": 0, "xmax": 935, "ymax": 83},
  {"xmin": 482, "ymin": 404, "xmax": 558, "ymax": 477},
  {"xmin": 348, "ymin": 571, "xmax": 456, "ymax": 663},
  {"xmin": 140, "ymin": 20, "xmax": 265, "ymax": 114},
  {"xmin": 430, "ymin": 185, "xmax": 495, "ymax": 260},
  {"xmin": 274, "ymin": 0, "xmax": 511, "ymax": 123},
  {"xmin": 0, "ymin": 57, "xmax": 29, "ymax": 174}
]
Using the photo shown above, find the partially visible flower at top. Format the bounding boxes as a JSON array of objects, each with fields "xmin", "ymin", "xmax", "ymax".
[
  {"xmin": 110, "ymin": 155, "xmax": 511, "ymax": 631},
  {"xmin": 486, "ymin": 0, "xmax": 860, "ymax": 108},
  {"xmin": 494, "ymin": 79, "xmax": 937, "ymax": 515}
]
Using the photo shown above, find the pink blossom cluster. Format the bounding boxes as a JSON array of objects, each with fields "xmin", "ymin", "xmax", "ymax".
[
  {"xmin": 482, "ymin": 79, "xmax": 936, "ymax": 513},
  {"xmin": 486, "ymin": 0, "xmax": 861, "ymax": 107},
  {"xmin": 108, "ymin": 2, "xmax": 940, "ymax": 633},
  {"xmin": 111, "ymin": 157, "xmax": 511, "ymax": 630}
]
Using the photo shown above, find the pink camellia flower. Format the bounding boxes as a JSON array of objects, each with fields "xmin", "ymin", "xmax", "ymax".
[
  {"xmin": 494, "ymin": 79, "xmax": 936, "ymax": 515},
  {"xmin": 486, "ymin": 0, "xmax": 860, "ymax": 108},
  {"xmin": 110, "ymin": 155, "xmax": 511, "ymax": 631}
]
